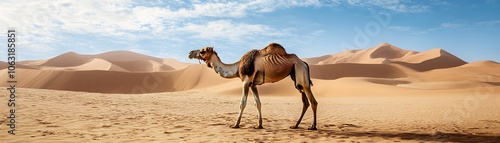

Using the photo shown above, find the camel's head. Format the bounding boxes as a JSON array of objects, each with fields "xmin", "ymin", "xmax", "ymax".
[{"xmin": 188, "ymin": 47, "xmax": 216, "ymax": 67}]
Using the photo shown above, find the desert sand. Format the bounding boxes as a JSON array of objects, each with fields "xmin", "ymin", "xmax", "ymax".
[{"xmin": 1, "ymin": 43, "xmax": 499, "ymax": 142}]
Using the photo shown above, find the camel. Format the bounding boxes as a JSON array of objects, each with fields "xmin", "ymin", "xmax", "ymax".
[{"xmin": 188, "ymin": 43, "xmax": 318, "ymax": 130}]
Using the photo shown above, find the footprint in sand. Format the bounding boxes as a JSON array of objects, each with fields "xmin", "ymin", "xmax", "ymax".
[
  {"xmin": 323, "ymin": 123, "xmax": 361, "ymax": 129},
  {"xmin": 174, "ymin": 125, "xmax": 185, "ymax": 128},
  {"xmin": 338, "ymin": 123, "xmax": 361, "ymax": 129},
  {"xmin": 207, "ymin": 123, "xmax": 226, "ymax": 126}
]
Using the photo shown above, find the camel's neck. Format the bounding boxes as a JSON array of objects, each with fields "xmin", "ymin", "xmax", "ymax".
[{"xmin": 207, "ymin": 54, "xmax": 240, "ymax": 78}]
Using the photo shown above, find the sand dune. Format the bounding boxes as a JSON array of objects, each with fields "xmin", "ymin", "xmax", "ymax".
[
  {"xmin": 89, "ymin": 50, "xmax": 162, "ymax": 62},
  {"xmin": 304, "ymin": 43, "xmax": 412, "ymax": 64},
  {"xmin": 460, "ymin": 60, "xmax": 500, "ymax": 67},
  {"xmin": 397, "ymin": 81, "xmax": 496, "ymax": 90},
  {"xmin": 111, "ymin": 60, "xmax": 174, "ymax": 72},
  {"xmin": 17, "ymin": 60, "xmax": 48, "ymax": 67},
  {"xmin": 1, "ymin": 43, "xmax": 500, "ymax": 142},
  {"xmin": 0, "ymin": 43, "xmax": 497, "ymax": 94},
  {"xmin": 0, "ymin": 64, "xmax": 231, "ymax": 93},
  {"xmin": 0, "ymin": 61, "xmax": 38, "ymax": 69},
  {"xmin": 162, "ymin": 58, "xmax": 190, "ymax": 70},
  {"xmin": 0, "ymin": 61, "xmax": 6, "ymax": 69},
  {"xmin": 309, "ymin": 63, "xmax": 408, "ymax": 79},
  {"xmin": 369, "ymin": 43, "xmax": 412, "ymax": 60},
  {"xmin": 392, "ymin": 49, "xmax": 467, "ymax": 71},
  {"xmin": 304, "ymin": 43, "xmax": 467, "ymax": 71},
  {"xmin": 39, "ymin": 58, "xmax": 129, "ymax": 72},
  {"xmin": 302, "ymin": 54, "xmax": 333, "ymax": 65},
  {"xmin": 4, "ymin": 51, "xmax": 191, "ymax": 73},
  {"xmin": 41, "ymin": 52, "xmax": 90, "ymax": 67}
]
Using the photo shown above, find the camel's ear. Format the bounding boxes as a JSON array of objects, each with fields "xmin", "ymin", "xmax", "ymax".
[
  {"xmin": 206, "ymin": 47, "xmax": 214, "ymax": 53},
  {"xmin": 201, "ymin": 47, "xmax": 213, "ymax": 52}
]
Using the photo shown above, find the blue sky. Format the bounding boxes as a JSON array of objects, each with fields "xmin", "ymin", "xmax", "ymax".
[{"xmin": 1, "ymin": 0, "xmax": 499, "ymax": 63}]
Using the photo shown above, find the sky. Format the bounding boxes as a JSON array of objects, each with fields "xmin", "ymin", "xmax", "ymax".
[{"xmin": 1, "ymin": 0, "xmax": 499, "ymax": 63}]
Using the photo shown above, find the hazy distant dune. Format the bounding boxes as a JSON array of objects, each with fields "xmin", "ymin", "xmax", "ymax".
[{"xmin": 0, "ymin": 43, "xmax": 498, "ymax": 94}]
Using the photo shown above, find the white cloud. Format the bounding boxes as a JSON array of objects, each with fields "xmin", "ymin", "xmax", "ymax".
[
  {"xmin": 178, "ymin": 20, "xmax": 289, "ymax": 41},
  {"xmin": 476, "ymin": 20, "xmax": 500, "ymax": 26},
  {"xmin": 1, "ymin": 0, "xmax": 431, "ymax": 39},
  {"xmin": 180, "ymin": 2, "xmax": 247, "ymax": 17},
  {"xmin": 413, "ymin": 22, "xmax": 463, "ymax": 34},
  {"xmin": 0, "ymin": 0, "xmax": 324, "ymax": 41},
  {"xmin": 346, "ymin": 0, "xmax": 429, "ymax": 13},
  {"xmin": 310, "ymin": 30, "xmax": 327, "ymax": 36},
  {"xmin": 430, "ymin": 0, "xmax": 451, "ymax": 5},
  {"xmin": 440, "ymin": 22, "xmax": 461, "ymax": 28},
  {"xmin": 0, "ymin": 0, "xmax": 434, "ymax": 60},
  {"xmin": 389, "ymin": 26, "xmax": 412, "ymax": 31}
]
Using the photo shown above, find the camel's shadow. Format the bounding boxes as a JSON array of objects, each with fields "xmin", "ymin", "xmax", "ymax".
[
  {"xmin": 206, "ymin": 116, "xmax": 499, "ymax": 142},
  {"xmin": 281, "ymin": 127, "xmax": 500, "ymax": 143},
  {"xmin": 217, "ymin": 122, "xmax": 500, "ymax": 142}
]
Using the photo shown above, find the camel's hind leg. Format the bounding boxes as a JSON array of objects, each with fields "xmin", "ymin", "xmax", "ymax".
[
  {"xmin": 251, "ymin": 85, "xmax": 264, "ymax": 129},
  {"xmin": 290, "ymin": 92, "xmax": 309, "ymax": 129},
  {"xmin": 304, "ymin": 86, "xmax": 318, "ymax": 130},
  {"xmin": 290, "ymin": 60, "xmax": 318, "ymax": 130}
]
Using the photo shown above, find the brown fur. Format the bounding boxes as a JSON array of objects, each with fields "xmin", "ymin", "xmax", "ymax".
[
  {"xmin": 200, "ymin": 47, "xmax": 216, "ymax": 68},
  {"xmin": 240, "ymin": 49, "xmax": 259, "ymax": 76},
  {"xmin": 260, "ymin": 43, "xmax": 287, "ymax": 56},
  {"xmin": 190, "ymin": 43, "xmax": 318, "ymax": 130},
  {"xmin": 241, "ymin": 43, "xmax": 288, "ymax": 76}
]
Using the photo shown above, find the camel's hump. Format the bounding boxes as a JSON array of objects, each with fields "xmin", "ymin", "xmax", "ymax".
[
  {"xmin": 260, "ymin": 43, "xmax": 287, "ymax": 56},
  {"xmin": 240, "ymin": 43, "xmax": 288, "ymax": 76}
]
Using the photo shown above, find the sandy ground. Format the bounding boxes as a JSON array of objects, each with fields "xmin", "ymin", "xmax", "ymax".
[
  {"xmin": 1, "ymin": 88, "xmax": 499, "ymax": 143},
  {"xmin": 1, "ymin": 43, "xmax": 499, "ymax": 142}
]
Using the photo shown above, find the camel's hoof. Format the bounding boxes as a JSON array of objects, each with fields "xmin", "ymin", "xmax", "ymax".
[
  {"xmin": 290, "ymin": 126, "xmax": 299, "ymax": 129},
  {"xmin": 254, "ymin": 125, "xmax": 264, "ymax": 129},
  {"xmin": 308, "ymin": 126, "xmax": 317, "ymax": 130},
  {"xmin": 229, "ymin": 125, "xmax": 240, "ymax": 129}
]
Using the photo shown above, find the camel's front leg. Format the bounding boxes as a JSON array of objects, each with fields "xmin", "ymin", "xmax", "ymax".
[
  {"xmin": 251, "ymin": 86, "xmax": 263, "ymax": 129},
  {"xmin": 230, "ymin": 81, "xmax": 250, "ymax": 128}
]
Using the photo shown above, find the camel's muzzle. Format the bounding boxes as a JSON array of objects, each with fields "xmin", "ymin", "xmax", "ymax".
[{"xmin": 188, "ymin": 50, "xmax": 201, "ymax": 60}]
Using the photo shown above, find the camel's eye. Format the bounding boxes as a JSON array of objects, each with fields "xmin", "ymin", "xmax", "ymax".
[{"xmin": 200, "ymin": 51, "xmax": 206, "ymax": 54}]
